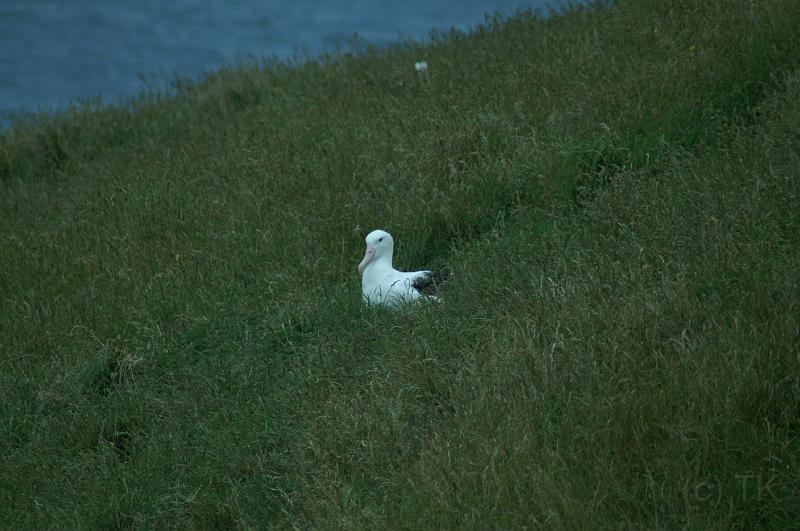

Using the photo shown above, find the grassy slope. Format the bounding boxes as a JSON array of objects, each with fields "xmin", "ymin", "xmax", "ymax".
[{"xmin": 1, "ymin": 0, "xmax": 799, "ymax": 528}]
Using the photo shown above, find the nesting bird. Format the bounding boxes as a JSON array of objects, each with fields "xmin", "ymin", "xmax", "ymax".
[{"xmin": 357, "ymin": 229, "xmax": 446, "ymax": 307}]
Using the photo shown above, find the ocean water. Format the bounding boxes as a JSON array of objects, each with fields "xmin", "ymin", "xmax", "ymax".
[{"xmin": 0, "ymin": 0, "xmax": 568, "ymax": 127}]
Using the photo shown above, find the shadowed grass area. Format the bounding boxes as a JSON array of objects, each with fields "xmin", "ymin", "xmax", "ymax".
[{"xmin": 1, "ymin": 0, "xmax": 799, "ymax": 528}]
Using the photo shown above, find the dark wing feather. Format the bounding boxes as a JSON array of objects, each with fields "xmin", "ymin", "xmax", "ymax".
[{"xmin": 411, "ymin": 268, "xmax": 450, "ymax": 297}]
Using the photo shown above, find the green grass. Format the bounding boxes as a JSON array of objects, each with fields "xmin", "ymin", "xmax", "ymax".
[{"xmin": 1, "ymin": 0, "xmax": 799, "ymax": 528}]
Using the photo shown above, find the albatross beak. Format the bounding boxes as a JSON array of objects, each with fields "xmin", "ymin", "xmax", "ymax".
[{"xmin": 358, "ymin": 245, "xmax": 375, "ymax": 275}]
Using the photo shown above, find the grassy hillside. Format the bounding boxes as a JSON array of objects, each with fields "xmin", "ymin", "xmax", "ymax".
[{"xmin": 1, "ymin": 0, "xmax": 799, "ymax": 528}]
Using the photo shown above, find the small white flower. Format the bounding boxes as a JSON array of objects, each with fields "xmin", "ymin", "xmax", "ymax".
[{"xmin": 414, "ymin": 61, "xmax": 428, "ymax": 72}]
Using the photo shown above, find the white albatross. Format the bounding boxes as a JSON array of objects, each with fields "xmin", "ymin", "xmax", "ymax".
[{"xmin": 357, "ymin": 229, "xmax": 446, "ymax": 307}]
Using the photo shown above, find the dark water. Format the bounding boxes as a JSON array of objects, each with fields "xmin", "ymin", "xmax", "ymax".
[{"xmin": 0, "ymin": 0, "xmax": 565, "ymax": 127}]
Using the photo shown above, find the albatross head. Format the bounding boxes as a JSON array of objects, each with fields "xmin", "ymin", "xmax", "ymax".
[{"xmin": 358, "ymin": 229, "xmax": 394, "ymax": 275}]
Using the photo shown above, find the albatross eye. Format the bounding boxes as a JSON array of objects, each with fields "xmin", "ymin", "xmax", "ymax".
[{"xmin": 378, "ymin": 237, "xmax": 383, "ymax": 242}]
